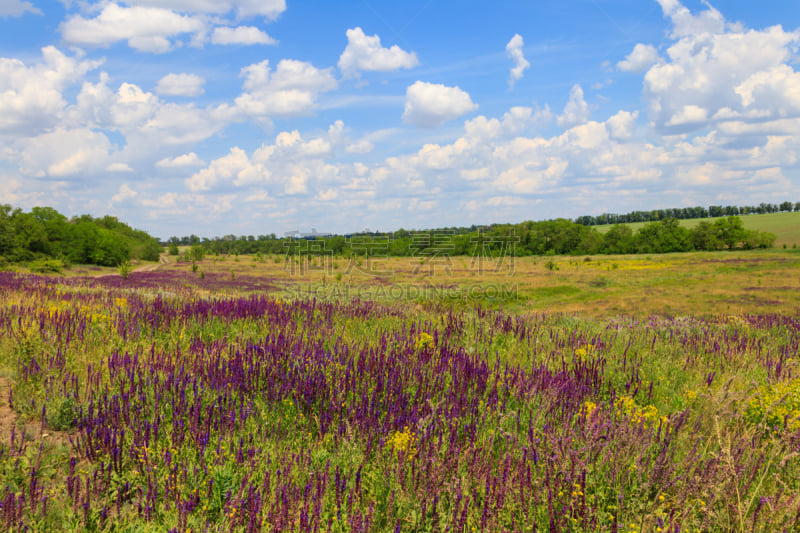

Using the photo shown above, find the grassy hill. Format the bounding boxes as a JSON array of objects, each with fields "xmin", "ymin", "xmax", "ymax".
[{"xmin": 592, "ymin": 211, "xmax": 800, "ymax": 247}]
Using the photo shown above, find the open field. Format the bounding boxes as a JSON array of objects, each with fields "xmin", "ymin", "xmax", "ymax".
[
  {"xmin": 115, "ymin": 249, "xmax": 800, "ymax": 318},
  {"xmin": 593, "ymin": 211, "xmax": 800, "ymax": 247},
  {"xmin": 1, "ymin": 251, "xmax": 799, "ymax": 531}
]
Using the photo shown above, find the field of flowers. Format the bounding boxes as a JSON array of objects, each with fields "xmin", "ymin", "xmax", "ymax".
[{"xmin": 0, "ymin": 268, "xmax": 799, "ymax": 532}]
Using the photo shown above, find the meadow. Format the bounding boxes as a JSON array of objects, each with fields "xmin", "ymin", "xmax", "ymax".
[{"xmin": 1, "ymin": 249, "xmax": 799, "ymax": 531}]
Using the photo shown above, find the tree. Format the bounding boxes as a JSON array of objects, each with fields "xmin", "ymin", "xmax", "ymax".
[
  {"xmin": 689, "ymin": 221, "xmax": 722, "ymax": 251},
  {"xmin": 635, "ymin": 219, "xmax": 691, "ymax": 253},
  {"xmin": 714, "ymin": 216, "xmax": 746, "ymax": 249},
  {"xmin": 0, "ymin": 204, "xmax": 17, "ymax": 257},
  {"xmin": 602, "ymin": 224, "xmax": 635, "ymax": 254},
  {"xmin": 188, "ymin": 245, "xmax": 205, "ymax": 261},
  {"xmin": 12, "ymin": 212, "xmax": 49, "ymax": 257}
]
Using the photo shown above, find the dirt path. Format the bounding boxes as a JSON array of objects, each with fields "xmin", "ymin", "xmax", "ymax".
[
  {"xmin": 131, "ymin": 253, "xmax": 169, "ymax": 273},
  {"xmin": 0, "ymin": 376, "xmax": 18, "ymax": 445}
]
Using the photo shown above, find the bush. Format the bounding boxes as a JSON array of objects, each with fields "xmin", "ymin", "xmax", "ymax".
[
  {"xmin": 29, "ymin": 259, "xmax": 64, "ymax": 273},
  {"xmin": 119, "ymin": 260, "xmax": 132, "ymax": 279},
  {"xmin": 47, "ymin": 395, "xmax": 77, "ymax": 431}
]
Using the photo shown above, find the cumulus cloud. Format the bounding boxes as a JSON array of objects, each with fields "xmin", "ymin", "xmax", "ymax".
[
  {"xmin": 557, "ymin": 84, "xmax": 590, "ymax": 128},
  {"xmin": 157, "ymin": 152, "xmax": 205, "ymax": 167},
  {"xmin": 185, "ymin": 122, "xmax": 346, "ymax": 195},
  {"xmin": 606, "ymin": 110, "xmax": 639, "ymax": 140},
  {"xmin": 338, "ymin": 27, "xmax": 419, "ymax": 78},
  {"xmin": 60, "ymin": 3, "xmax": 205, "ymax": 53},
  {"xmin": 0, "ymin": 46, "xmax": 101, "ymax": 136},
  {"xmin": 111, "ymin": 184, "xmax": 138, "ymax": 204},
  {"xmin": 402, "ymin": 81, "xmax": 478, "ymax": 128},
  {"xmin": 64, "ymin": 77, "xmax": 226, "ymax": 165},
  {"xmin": 156, "ymin": 73, "xmax": 205, "ymax": 97},
  {"xmin": 638, "ymin": 0, "xmax": 800, "ymax": 133},
  {"xmin": 0, "ymin": 0, "xmax": 41, "ymax": 17},
  {"xmin": 234, "ymin": 59, "xmax": 337, "ymax": 118},
  {"xmin": 211, "ymin": 26, "xmax": 277, "ymax": 45},
  {"xmin": 185, "ymin": 147, "xmax": 251, "ymax": 191},
  {"xmin": 12, "ymin": 128, "xmax": 114, "ymax": 178},
  {"xmin": 505, "ymin": 34, "xmax": 530, "ymax": 88},
  {"xmin": 618, "ymin": 43, "xmax": 660, "ymax": 72}
]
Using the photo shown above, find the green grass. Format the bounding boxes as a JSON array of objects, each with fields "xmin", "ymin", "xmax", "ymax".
[{"xmin": 592, "ymin": 211, "xmax": 800, "ymax": 246}]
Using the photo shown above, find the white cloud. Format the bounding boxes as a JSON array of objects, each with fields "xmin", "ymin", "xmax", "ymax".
[
  {"xmin": 111, "ymin": 184, "xmax": 138, "ymax": 204},
  {"xmin": 345, "ymin": 140, "xmax": 374, "ymax": 154},
  {"xmin": 618, "ymin": 43, "xmax": 660, "ymax": 73},
  {"xmin": 235, "ymin": 59, "xmax": 337, "ymax": 118},
  {"xmin": 157, "ymin": 152, "xmax": 205, "ymax": 167},
  {"xmin": 657, "ymin": 0, "xmax": 725, "ymax": 38},
  {"xmin": 211, "ymin": 26, "xmax": 277, "ymax": 46},
  {"xmin": 505, "ymin": 34, "xmax": 530, "ymax": 88},
  {"xmin": 106, "ymin": 162, "xmax": 134, "ymax": 172},
  {"xmin": 111, "ymin": 83, "xmax": 159, "ymax": 129},
  {"xmin": 185, "ymin": 123, "xmax": 346, "ymax": 194},
  {"xmin": 12, "ymin": 128, "xmax": 113, "ymax": 178},
  {"xmin": 0, "ymin": 46, "xmax": 101, "ymax": 135},
  {"xmin": 557, "ymin": 84, "xmax": 590, "ymax": 128},
  {"xmin": 124, "ymin": 0, "xmax": 286, "ymax": 20},
  {"xmin": 666, "ymin": 104, "xmax": 708, "ymax": 126},
  {"xmin": 606, "ymin": 110, "xmax": 639, "ymax": 140},
  {"xmin": 60, "ymin": 3, "xmax": 205, "ymax": 53},
  {"xmin": 156, "ymin": 73, "xmax": 205, "ymax": 97},
  {"xmin": 185, "ymin": 147, "xmax": 250, "ymax": 191},
  {"xmin": 735, "ymin": 65, "xmax": 800, "ymax": 110},
  {"xmin": 639, "ymin": 0, "xmax": 800, "ymax": 133},
  {"xmin": 402, "ymin": 81, "xmax": 478, "ymax": 128},
  {"xmin": 338, "ymin": 27, "xmax": 419, "ymax": 78},
  {"xmin": 0, "ymin": 0, "xmax": 40, "ymax": 17},
  {"xmin": 0, "ymin": 176, "xmax": 21, "ymax": 204}
]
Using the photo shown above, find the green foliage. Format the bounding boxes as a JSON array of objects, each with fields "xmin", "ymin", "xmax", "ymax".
[
  {"xmin": 119, "ymin": 260, "xmax": 132, "ymax": 279},
  {"xmin": 0, "ymin": 204, "xmax": 161, "ymax": 268},
  {"xmin": 544, "ymin": 259, "xmax": 559, "ymax": 271},
  {"xmin": 745, "ymin": 378, "xmax": 800, "ymax": 433},
  {"xmin": 188, "ymin": 245, "xmax": 205, "ymax": 261},
  {"xmin": 29, "ymin": 259, "xmax": 64, "ymax": 273},
  {"xmin": 47, "ymin": 395, "xmax": 77, "ymax": 431}
]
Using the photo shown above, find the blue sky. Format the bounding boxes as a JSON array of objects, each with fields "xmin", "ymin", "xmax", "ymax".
[{"xmin": 1, "ymin": 0, "xmax": 799, "ymax": 239}]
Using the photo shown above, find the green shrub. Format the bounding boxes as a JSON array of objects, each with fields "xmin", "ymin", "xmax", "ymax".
[
  {"xmin": 29, "ymin": 259, "xmax": 64, "ymax": 273},
  {"xmin": 47, "ymin": 396, "xmax": 77, "ymax": 431},
  {"xmin": 118, "ymin": 260, "xmax": 131, "ymax": 279}
]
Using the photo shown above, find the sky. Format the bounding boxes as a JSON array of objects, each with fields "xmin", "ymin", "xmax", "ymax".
[{"xmin": 1, "ymin": 0, "xmax": 799, "ymax": 239}]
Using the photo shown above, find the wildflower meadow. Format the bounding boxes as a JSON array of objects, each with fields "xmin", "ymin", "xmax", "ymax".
[{"xmin": 0, "ymin": 263, "xmax": 799, "ymax": 532}]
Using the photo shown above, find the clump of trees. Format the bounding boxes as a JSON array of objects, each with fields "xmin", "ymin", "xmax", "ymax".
[{"xmin": 0, "ymin": 204, "xmax": 162, "ymax": 267}]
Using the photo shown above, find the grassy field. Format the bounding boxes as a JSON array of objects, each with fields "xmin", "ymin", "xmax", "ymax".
[
  {"xmin": 137, "ymin": 249, "xmax": 800, "ymax": 318},
  {"xmin": 0, "ymin": 250, "xmax": 799, "ymax": 531},
  {"xmin": 592, "ymin": 211, "xmax": 800, "ymax": 247}
]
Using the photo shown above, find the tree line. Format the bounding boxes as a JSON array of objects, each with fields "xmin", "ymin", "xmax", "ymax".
[
  {"xmin": 170, "ymin": 216, "xmax": 775, "ymax": 259},
  {"xmin": 0, "ymin": 205, "xmax": 162, "ymax": 268},
  {"xmin": 574, "ymin": 201, "xmax": 799, "ymax": 226}
]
